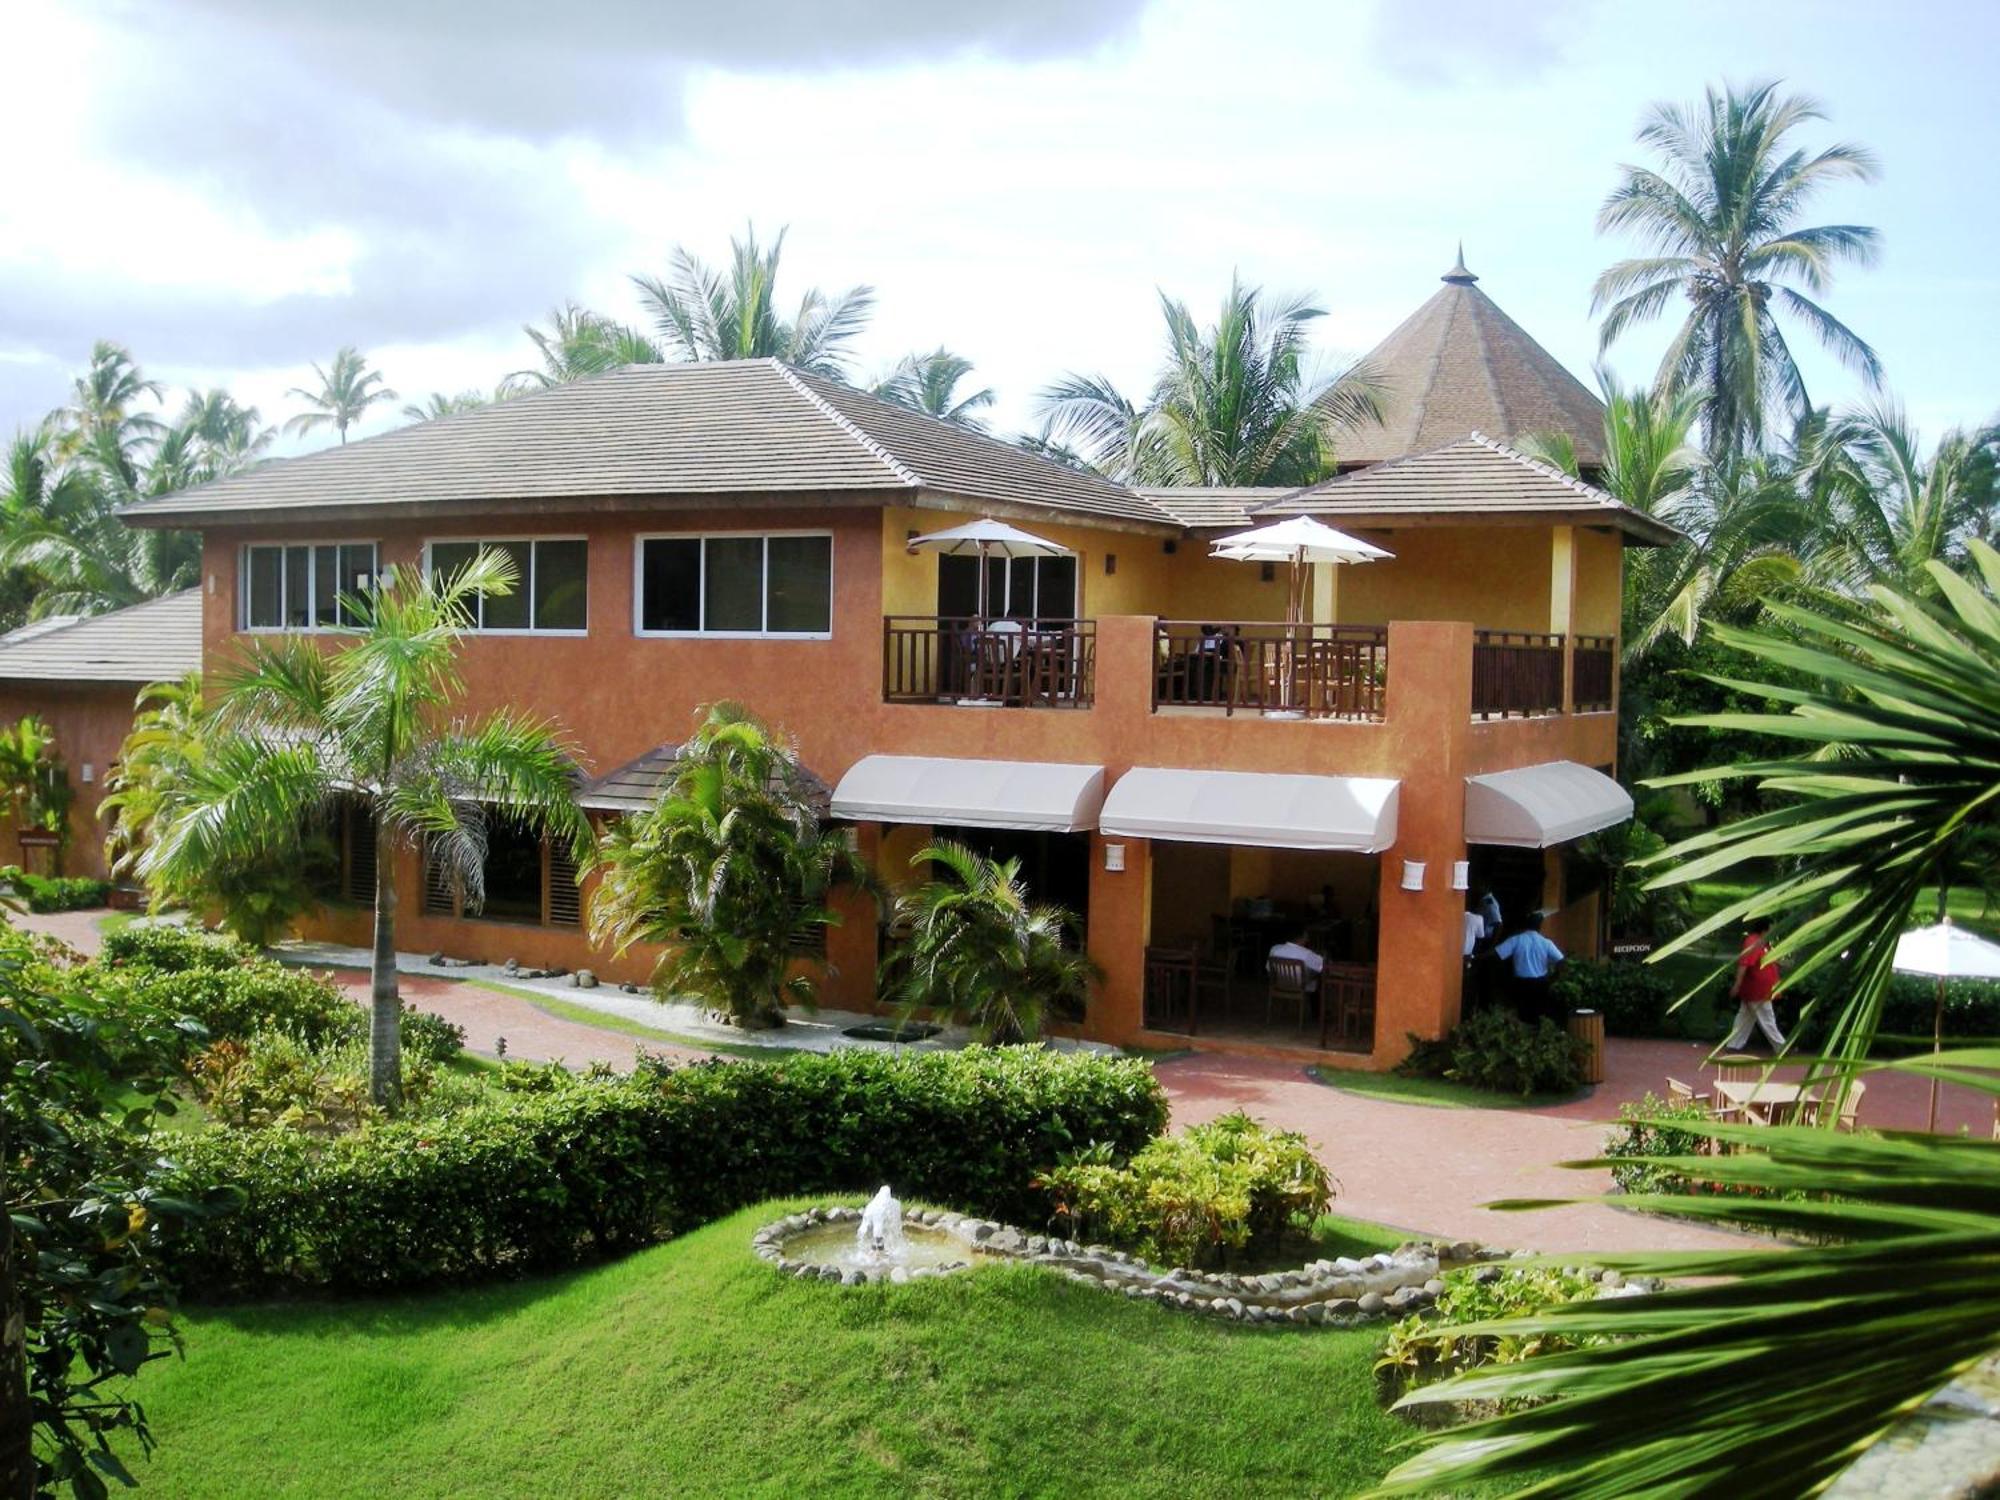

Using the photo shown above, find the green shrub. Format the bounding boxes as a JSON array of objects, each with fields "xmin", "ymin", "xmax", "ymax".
[
  {"xmin": 0, "ymin": 865, "xmax": 111, "ymax": 912},
  {"xmin": 158, "ymin": 1046, "xmax": 1169, "ymax": 1294},
  {"xmin": 1039, "ymin": 1111, "xmax": 1332, "ymax": 1269},
  {"xmin": 111, "ymin": 961, "xmax": 359, "ymax": 1050},
  {"xmin": 1600, "ymin": 1090, "xmax": 1797, "ymax": 1204},
  {"xmin": 188, "ymin": 1029, "xmax": 472, "ymax": 1132},
  {"xmin": 397, "ymin": 1005, "xmax": 466, "ymax": 1065},
  {"xmin": 1552, "ymin": 959, "xmax": 1682, "ymax": 1038},
  {"xmin": 1789, "ymin": 970, "xmax": 2000, "ymax": 1053},
  {"xmin": 101, "ymin": 922, "xmax": 253, "ymax": 974},
  {"xmin": 1399, "ymin": 1009, "xmax": 1584, "ymax": 1098},
  {"xmin": 1375, "ymin": 1264, "xmax": 1606, "ymax": 1400}
]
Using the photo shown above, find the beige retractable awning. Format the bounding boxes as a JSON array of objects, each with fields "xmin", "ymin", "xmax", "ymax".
[
  {"xmin": 1098, "ymin": 768, "xmax": 1400, "ymax": 852},
  {"xmin": 1464, "ymin": 761, "xmax": 1633, "ymax": 848},
  {"xmin": 829, "ymin": 755, "xmax": 1105, "ymax": 833}
]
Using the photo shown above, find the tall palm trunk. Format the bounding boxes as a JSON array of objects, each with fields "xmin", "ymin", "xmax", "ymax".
[{"xmin": 369, "ymin": 816, "xmax": 402, "ymax": 1109}]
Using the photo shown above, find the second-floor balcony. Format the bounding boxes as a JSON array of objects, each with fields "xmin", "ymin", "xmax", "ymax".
[
  {"xmin": 882, "ymin": 615, "xmax": 1097, "ymax": 708},
  {"xmin": 1153, "ymin": 621, "xmax": 1388, "ymax": 720}
]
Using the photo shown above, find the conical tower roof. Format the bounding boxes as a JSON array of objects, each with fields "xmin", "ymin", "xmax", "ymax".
[{"xmin": 1339, "ymin": 250, "xmax": 1605, "ymax": 466}]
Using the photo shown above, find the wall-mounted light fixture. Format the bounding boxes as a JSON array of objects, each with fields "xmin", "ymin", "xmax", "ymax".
[
  {"xmin": 1451, "ymin": 860, "xmax": 1470, "ymax": 892},
  {"xmin": 80, "ymin": 763, "xmax": 95, "ymax": 785},
  {"xmin": 1162, "ymin": 539, "xmax": 1178, "ymax": 556},
  {"xmin": 1400, "ymin": 860, "xmax": 1426, "ymax": 892},
  {"xmin": 1260, "ymin": 562, "xmax": 1276, "ymax": 583},
  {"xmin": 1104, "ymin": 553, "xmax": 1117, "ymax": 576},
  {"xmin": 1104, "ymin": 843, "xmax": 1126, "ymax": 872}
]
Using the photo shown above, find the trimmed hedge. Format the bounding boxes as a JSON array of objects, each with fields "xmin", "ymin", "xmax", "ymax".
[
  {"xmin": 1553, "ymin": 960, "xmax": 1684, "ymax": 1038},
  {"xmin": 160, "ymin": 1046, "xmax": 1168, "ymax": 1295},
  {"xmin": 0, "ymin": 866, "xmax": 111, "ymax": 912},
  {"xmin": 101, "ymin": 922, "xmax": 254, "ymax": 974}
]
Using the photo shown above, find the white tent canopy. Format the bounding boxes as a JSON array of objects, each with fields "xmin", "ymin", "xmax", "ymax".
[
  {"xmin": 1894, "ymin": 921, "xmax": 2000, "ymax": 980},
  {"xmin": 1209, "ymin": 515, "xmax": 1392, "ymax": 566},
  {"xmin": 1099, "ymin": 767, "xmax": 1400, "ymax": 852},
  {"xmin": 830, "ymin": 754, "xmax": 1104, "ymax": 833},
  {"xmin": 1464, "ymin": 761, "xmax": 1633, "ymax": 848}
]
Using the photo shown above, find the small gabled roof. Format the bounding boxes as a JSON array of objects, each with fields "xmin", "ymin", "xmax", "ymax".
[
  {"xmin": 119, "ymin": 359, "xmax": 1173, "ymax": 533},
  {"xmin": 1258, "ymin": 433, "xmax": 1682, "ymax": 546},
  {"xmin": 579, "ymin": 742, "xmax": 831, "ymax": 818},
  {"xmin": 1339, "ymin": 253, "xmax": 1606, "ymax": 466},
  {"xmin": 0, "ymin": 590, "xmax": 202, "ymax": 685},
  {"xmin": 1136, "ymin": 486, "xmax": 1293, "ymax": 530}
]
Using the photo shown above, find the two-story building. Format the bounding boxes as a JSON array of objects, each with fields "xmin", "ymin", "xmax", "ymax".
[{"xmin": 115, "ymin": 259, "xmax": 1674, "ymax": 1068}]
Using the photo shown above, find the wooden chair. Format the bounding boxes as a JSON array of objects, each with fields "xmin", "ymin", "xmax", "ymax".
[
  {"xmin": 1320, "ymin": 964, "xmax": 1376, "ymax": 1049},
  {"xmin": 1666, "ymin": 1076, "xmax": 1711, "ymax": 1106},
  {"xmin": 1190, "ymin": 943, "xmax": 1232, "ymax": 1018},
  {"xmin": 1143, "ymin": 947, "xmax": 1193, "ymax": 1034},
  {"xmin": 1836, "ymin": 1080, "xmax": 1866, "ymax": 1132},
  {"xmin": 1266, "ymin": 957, "xmax": 1312, "ymax": 1030}
]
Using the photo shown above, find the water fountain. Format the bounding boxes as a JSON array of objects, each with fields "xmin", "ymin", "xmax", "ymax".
[
  {"xmin": 857, "ymin": 1186, "xmax": 906, "ymax": 1264},
  {"xmin": 753, "ymin": 1188, "xmax": 995, "ymax": 1283}
]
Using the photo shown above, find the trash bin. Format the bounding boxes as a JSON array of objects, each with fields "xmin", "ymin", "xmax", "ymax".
[{"xmin": 1566, "ymin": 1008, "xmax": 1605, "ymax": 1085}]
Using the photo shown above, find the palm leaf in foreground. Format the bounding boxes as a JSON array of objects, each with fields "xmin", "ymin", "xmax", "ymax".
[{"xmin": 1369, "ymin": 1051, "xmax": 2000, "ymax": 1499}]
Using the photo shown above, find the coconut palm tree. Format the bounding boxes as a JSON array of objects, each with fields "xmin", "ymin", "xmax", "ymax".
[
  {"xmin": 60, "ymin": 341, "xmax": 163, "ymax": 468},
  {"xmin": 135, "ymin": 552, "xmax": 588, "ymax": 1106},
  {"xmin": 1370, "ymin": 545, "xmax": 2000, "ymax": 1497},
  {"xmin": 175, "ymin": 389, "xmax": 273, "ymax": 476},
  {"xmin": 871, "ymin": 349, "xmax": 995, "ymax": 427},
  {"xmin": 882, "ymin": 841, "xmax": 1097, "ymax": 1045},
  {"xmin": 590, "ymin": 702, "xmax": 874, "ymax": 1030},
  {"xmin": 1594, "ymin": 81, "xmax": 1883, "ymax": 458},
  {"xmin": 400, "ymin": 390, "xmax": 491, "ymax": 423},
  {"xmin": 284, "ymin": 347, "xmax": 397, "ymax": 444},
  {"xmin": 1035, "ymin": 275, "xmax": 1381, "ymax": 486},
  {"xmin": 632, "ymin": 224, "xmax": 874, "ymax": 379},
  {"xmin": 505, "ymin": 302, "xmax": 663, "ymax": 393}
]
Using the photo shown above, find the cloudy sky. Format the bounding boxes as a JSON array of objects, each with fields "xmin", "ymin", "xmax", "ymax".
[{"xmin": 2, "ymin": 0, "xmax": 1994, "ymax": 453}]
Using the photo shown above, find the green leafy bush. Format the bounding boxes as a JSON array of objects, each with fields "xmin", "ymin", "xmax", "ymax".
[
  {"xmin": 188, "ymin": 1029, "xmax": 473, "ymax": 1132},
  {"xmin": 1599, "ymin": 1090, "xmax": 1793, "ymax": 1203},
  {"xmin": 0, "ymin": 865, "xmax": 111, "ymax": 912},
  {"xmin": 1039, "ymin": 1111, "xmax": 1332, "ymax": 1269},
  {"xmin": 1376, "ymin": 1264, "xmax": 1606, "ymax": 1400},
  {"xmin": 396, "ymin": 1005, "xmax": 466, "ymax": 1065},
  {"xmin": 101, "ymin": 921, "xmax": 253, "ymax": 974},
  {"xmin": 1552, "ymin": 959, "xmax": 1683, "ymax": 1038},
  {"xmin": 1399, "ymin": 1009, "xmax": 1584, "ymax": 1097},
  {"xmin": 1789, "ymin": 970, "xmax": 2000, "ymax": 1053},
  {"xmin": 159, "ymin": 1046, "xmax": 1169, "ymax": 1294}
]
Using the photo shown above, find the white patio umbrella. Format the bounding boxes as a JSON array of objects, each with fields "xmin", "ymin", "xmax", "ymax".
[
  {"xmin": 1209, "ymin": 516, "xmax": 1391, "ymax": 711},
  {"xmin": 1893, "ymin": 918, "xmax": 2000, "ymax": 1130},
  {"xmin": 906, "ymin": 518, "xmax": 1070, "ymax": 620}
]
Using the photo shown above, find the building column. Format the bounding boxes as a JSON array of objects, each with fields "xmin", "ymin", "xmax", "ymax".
[
  {"xmin": 1371, "ymin": 620, "xmax": 1474, "ymax": 1066},
  {"xmin": 826, "ymin": 822, "xmax": 884, "ymax": 1012},
  {"xmin": 1086, "ymin": 831, "xmax": 1149, "ymax": 1044},
  {"xmin": 1550, "ymin": 524, "xmax": 1578, "ymax": 713}
]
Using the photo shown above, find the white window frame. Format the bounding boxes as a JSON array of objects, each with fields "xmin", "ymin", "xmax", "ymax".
[
  {"xmin": 944, "ymin": 552, "xmax": 1081, "ymax": 620},
  {"xmin": 632, "ymin": 530, "xmax": 835, "ymax": 640},
  {"xmin": 239, "ymin": 540, "xmax": 380, "ymax": 633},
  {"xmin": 421, "ymin": 536, "xmax": 591, "ymax": 637}
]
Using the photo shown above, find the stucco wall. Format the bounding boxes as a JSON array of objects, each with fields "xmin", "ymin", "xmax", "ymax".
[{"xmin": 0, "ymin": 681, "xmax": 144, "ymax": 882}]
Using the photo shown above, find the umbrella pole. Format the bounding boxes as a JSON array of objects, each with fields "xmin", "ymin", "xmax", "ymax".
[{"xmin": 1929, "ymin": 972, "xmax": 1943, "ymax": 1132}]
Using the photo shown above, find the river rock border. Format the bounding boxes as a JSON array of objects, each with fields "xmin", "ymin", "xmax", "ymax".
[{"xmin": 753, "ymin": 1206, "xmax": 1533, "ymax": 1326}]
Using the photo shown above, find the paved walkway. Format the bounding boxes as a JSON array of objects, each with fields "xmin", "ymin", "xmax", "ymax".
[{"xmin": 17, "ymin": 907, "xmax": 1985, "ymax": 1254}]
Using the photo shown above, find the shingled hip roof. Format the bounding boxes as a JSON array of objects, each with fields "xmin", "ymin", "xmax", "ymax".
[
  {"xmin": 0, "ymin": 590, "xmax": 203, "ymax": 684},
  {"xmin": 1259, "ymin": 433, "xmax": 1682, "ymax": 546},
  {"xmin": 1339, "ymin": 254, "xmax": 1607, "ymax": 467},
  {"xmin": 119, "ymin": 359, "xmax": 1173, "ymax": 532}
]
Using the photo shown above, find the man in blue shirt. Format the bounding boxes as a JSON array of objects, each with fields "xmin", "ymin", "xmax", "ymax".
[{"xmin": 1494, "ymin": 911, "xmax": 1565, "ymax": 1025}]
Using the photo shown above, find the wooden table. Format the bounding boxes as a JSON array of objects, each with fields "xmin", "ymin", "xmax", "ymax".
[{"xmin": 1714, "ymin": 1079, "xmax": 1816, "ymax": 1124}]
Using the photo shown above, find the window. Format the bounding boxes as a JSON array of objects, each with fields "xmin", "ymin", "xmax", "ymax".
[
  {"xmin": 304, "ymin": 795, "xmax": 376, "ymax": 905},
  {"xmin": 473, "ymin": 817, "xmax": 546, "ymax": 924},
  {"xmin": 427, "ymin": 538, "xmax": 588, "ymax": 632},
  {"xmin": 937, "ymin": 553, "xmax": 1077, "ymax": 623},
  {"xmin": 637, "ymin": 534, "xmax": 832, "ymax": 636},
  {"xmin": 242, "ymin": 542, "xmax": 377, "ymax": 630}
]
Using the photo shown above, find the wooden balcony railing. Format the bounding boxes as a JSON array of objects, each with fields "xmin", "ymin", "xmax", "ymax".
[
  {"xmin": 1472, "ymin": 630, "xmax": 1565, "ymax": 719},
  {"xmin": 882, "ymin": 616, "xmax": 1095, "ymax": 708},
  {"xmin": 1152, "ymin": 621, "xmax": 1387, "ymax": 720},
  {"xmin": 1572, "ymin": 635, "xmax": 1616, "ymax": 713}
]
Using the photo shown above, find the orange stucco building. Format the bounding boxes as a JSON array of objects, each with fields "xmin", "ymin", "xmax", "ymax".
[{"xmin": 109, "ymin": 261, "xmax": 1674, "ymax": 1068}]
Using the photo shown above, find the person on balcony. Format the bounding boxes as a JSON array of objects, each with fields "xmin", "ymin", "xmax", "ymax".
[{"xmin": 1494, "ymin": 911, "xmax": 1565, "ymax": 1024}]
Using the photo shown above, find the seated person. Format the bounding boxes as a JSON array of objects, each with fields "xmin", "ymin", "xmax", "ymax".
[{"xmin": 1267, "ymin": 931, "xmax": 1325, "ymax": 990}]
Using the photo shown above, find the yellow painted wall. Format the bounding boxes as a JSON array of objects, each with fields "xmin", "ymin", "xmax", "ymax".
[
  {"xmin": 1574, "ymin": 528, "xmax": 1624, "ymax": 638},
  {"xmin": 1331, "ymin": 526, "xmax": 1553, "ymax": 632}
]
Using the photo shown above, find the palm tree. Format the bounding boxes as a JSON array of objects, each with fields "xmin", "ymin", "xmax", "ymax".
[
  {"xmin": 400, "ymin": 390, "xmax": 491, "ymax": 423},
  {"xmin": 134, "ymin": 552, "xmax": 588, "ymax": 1106},
  {"xmin": 590, "ymin": 702, "xmax": 874, "ymax": 1029},
  {"xmin": 1370, "ymin": 545, "xmax": 2000, "ymax": 1497},
  {"xmin": 1796, "ymin": 403, "xmax": 2000, "ymax": 598},
  {"xmin": 1035, "ymin": 275, "xmax": 1381, "ymax": 485},
  {"xmin": 871, "ymin": 349, "xmax": 996, "ymax": 427},
  {"xmin": 632, "ymin": 225, "xmax": 874, "ymax": 379},
  {"xmin": 284, "ymin": 347, "xmax": 397, "ymax": 444},
  {"xmin": 882, "ymin": 841, "xmax": 1097, "ymax": 1045},
  {"xmin": 1594, "ymin": 81, "xmax": 1883, "ymax": 457},
  {"xmin": 505, "ymin": 302, "xmax": 662, "ymax": 393},
  {"xmin": 175, "ymin": 389, "xmax": 273, "ymax": 476},
  {"xmin": 60, "ymin": 341, "xmax": 163, "ymax": 469}
]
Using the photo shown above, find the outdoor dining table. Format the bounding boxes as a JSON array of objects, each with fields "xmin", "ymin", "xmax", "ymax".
[{"xmin": 1713, "ymin": 1079, "xmax": 1817, "ymax": 1125}]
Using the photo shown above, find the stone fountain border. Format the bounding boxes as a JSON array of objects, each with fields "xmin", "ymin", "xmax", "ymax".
[{"xmin": 753, "ymin": 1206, "xmax": 1544, "ymax": 1326}]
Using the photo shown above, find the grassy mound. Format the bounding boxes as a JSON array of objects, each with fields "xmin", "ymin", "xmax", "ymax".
[{"xmin": 120, "ymin": 1199, "xmax": 1410, "ymax": 1498}]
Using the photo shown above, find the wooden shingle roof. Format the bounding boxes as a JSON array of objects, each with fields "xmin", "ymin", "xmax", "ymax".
[
  {"xmin": 1338, "ymin": 254, "xmax": 1606, "ymax": 466},
  {"xmin": 579, "ymin": 742, "xmax": 831, "ymax": 817},
  {"xmin": 0, "ymin": 590, "xmax": 203, "ymax": 684},
  {"xmin": 1258, "ymin": 433, "xmax": 1681, "ymax": 545},
  {"xmin": 120, "ymin": 360, "xmax": 1173, "ymax": 533}
]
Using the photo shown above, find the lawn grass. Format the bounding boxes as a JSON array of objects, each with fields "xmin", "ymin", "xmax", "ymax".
[
  {"xmin": 1309, "ymin": 1065, "xmax": 1578, "ymax": 1111},
  {"xmin": 118, "ymin": 1198, "xmax": 1411, "ymax": 1499}
]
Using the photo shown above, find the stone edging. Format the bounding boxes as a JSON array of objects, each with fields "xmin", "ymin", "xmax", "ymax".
[{"xmin": 752, "ymin": 1206, "xmax": 1559, "ymax": 1327}]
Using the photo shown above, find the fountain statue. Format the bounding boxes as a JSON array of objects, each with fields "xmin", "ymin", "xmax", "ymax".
[{"xmin": 856, "ymin": 1186, "xmax": 907, "ymax": 1265}]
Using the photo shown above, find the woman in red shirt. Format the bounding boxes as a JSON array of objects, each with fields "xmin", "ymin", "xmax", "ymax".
[{"xmin": 1722, "ymin": 917, "xmax": 1786, "ymax": 1051}]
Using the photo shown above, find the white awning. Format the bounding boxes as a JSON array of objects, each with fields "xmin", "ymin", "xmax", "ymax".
[
  {"xmin": 1464, "ymin": 761, "xmax": 1633, "ymax": 848},
  {"xmin": 830, "ymin": 754, "xmax": 1105, "ymax": 833},
  {"xmin": 1099, "ymin": 767, "xmax": 1400, "ymax": 852}
]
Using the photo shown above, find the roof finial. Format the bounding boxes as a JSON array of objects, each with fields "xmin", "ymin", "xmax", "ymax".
[{"xmin": 1443, "ymin": 243, "xmax": 1478, "ymax": 285}]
